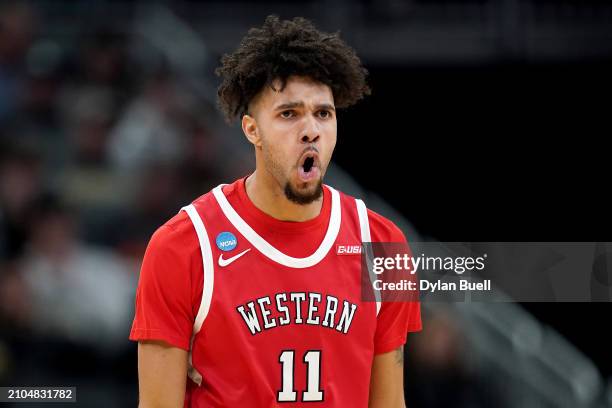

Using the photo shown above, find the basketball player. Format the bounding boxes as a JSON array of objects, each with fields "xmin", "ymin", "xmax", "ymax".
[{"xmin": 129, "ymin": 15, "xmax": 421, "ymax": 407}]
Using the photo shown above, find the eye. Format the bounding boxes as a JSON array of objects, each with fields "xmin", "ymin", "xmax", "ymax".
[
  {"xmin": 280, "ymin": 110, "xmax": 295, "ymax": 118},
  {"xmin": 318, "ymin": 110, "xmax": 332, "ymax": 119}
]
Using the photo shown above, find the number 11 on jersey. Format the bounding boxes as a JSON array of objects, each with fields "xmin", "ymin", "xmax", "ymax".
[{"xmin": 278, "ymin": 350, "xmax": 324, "ymax": 402}]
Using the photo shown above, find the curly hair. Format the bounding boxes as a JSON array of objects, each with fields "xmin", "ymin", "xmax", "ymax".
[{"xmin": 215, "ymin": 15, "xmax": 371, "ymax": 124}]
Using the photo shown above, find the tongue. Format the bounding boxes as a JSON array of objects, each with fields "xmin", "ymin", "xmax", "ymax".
[{"xmin": 298, "ymin": 165, "xmax": 319, "ymax": 182}]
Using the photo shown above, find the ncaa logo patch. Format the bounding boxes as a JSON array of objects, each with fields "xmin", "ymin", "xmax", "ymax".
[{"xmin": 216, "ymin": 231, "xmax": 238, "ymax": 252}]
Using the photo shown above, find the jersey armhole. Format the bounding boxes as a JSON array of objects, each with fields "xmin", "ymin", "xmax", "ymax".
[
  {"xmin": 355, "ymin": 198, "xmax": 381, "ymax": 316},
  {"xmin": 181, "ymin": 204, "xmax": 215, "ymax": 334},
  {"xmin": 181, "ymin": 204, "xmax": 215, "ymax": 386}
]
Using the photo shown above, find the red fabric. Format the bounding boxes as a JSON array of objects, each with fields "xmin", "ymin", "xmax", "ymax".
[
  {"xmin": 367, "ymin": 209, "xmax": 422, "ymax": 354},
  {"xmin": 129, "ymin": 216, "xmax": 200, "ymax": 351},
  {"xmin": 129, "ymin": 176, "xmax": 421, "ymax": 407}
]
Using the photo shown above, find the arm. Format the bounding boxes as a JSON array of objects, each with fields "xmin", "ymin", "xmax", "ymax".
[
  {"xmin": 368, "ymin": 346, "xmax": 406, "ymax": 408},
  {"xmin": 138, "ymin": 340, "xmax": 189, "ymax": 408},
  {"xmin": 129, "ymin": 222, "xmax": 199, "ymax": 407}
]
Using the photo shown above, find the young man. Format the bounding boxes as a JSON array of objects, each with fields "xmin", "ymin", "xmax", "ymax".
[{"xmin": 129, "ymin": 15, "xmax": 421, "ymax": 407}]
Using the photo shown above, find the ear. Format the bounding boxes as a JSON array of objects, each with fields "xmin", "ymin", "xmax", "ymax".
[{"xmin": 242, "ymin": 114, "xmax": 262, "ymax": 148}]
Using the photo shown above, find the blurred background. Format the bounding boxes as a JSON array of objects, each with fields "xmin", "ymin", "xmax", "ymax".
[{"xmin": 0, "ymin": 0, "xmax": 611, "ymax": 407}]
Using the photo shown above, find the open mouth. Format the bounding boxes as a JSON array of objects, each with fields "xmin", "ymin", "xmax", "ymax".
[
  {"xmin": 303, "ymin": 156, "xmax": 315, "ymax": 173},
  {"xmin": 298, "ymin": 151, "xmax": 320, "ymax": 182}
]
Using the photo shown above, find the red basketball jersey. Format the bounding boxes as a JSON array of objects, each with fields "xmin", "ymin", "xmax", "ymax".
[{"xmin": 130, "ymin": 177, "xmax": 421, "ymax": 407}]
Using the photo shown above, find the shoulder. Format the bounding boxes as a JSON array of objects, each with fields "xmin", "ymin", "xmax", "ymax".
[
  {"xmin": 147, "ymin": 189, "xmax": 215, "ymax": 259},
  {"xmin": 164, "ymin": 209, "xmax": 193, "ymax": 235},
  {"xmin": 137, "ymin": 205, "xmax": 204, "ymax": 304},
  {"xmin": 330, "ymin": 186, "xmax": 406, "ymax": 243},
  {"xmin": 143, "ymin": 211, "xmax": 199, "ymax": 266},
  {"xmin": 146, "ymin": 177, "xmax": 237, "ymax": 256},
  {"xmin": 366, "ymin": 208, "xmax": 406, "ymax": 243}
]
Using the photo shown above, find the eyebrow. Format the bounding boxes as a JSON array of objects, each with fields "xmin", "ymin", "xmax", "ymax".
[{"xmin": 274, "ymin": 101, "xmax": 336, "ymax": 111}]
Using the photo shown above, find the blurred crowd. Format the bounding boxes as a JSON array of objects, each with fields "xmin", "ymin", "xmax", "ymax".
[{"xmin": 0, "ymin": 2, "xmax": 247, "ymax": 405}]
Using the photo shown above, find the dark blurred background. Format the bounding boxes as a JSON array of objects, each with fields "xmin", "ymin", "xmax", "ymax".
[{"xmin": 0, "ymin": 0, "xmax": 611, "ymax": 407}]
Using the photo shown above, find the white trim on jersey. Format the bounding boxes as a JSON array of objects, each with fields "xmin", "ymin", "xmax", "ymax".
[
  {"xmin": 355, "ymin": 199, "xmax": 381, "ymax": 316},
  {"xmin": 212, "ymin": 184, "xmax": 341, "ymax": 269},
  {"xmin": 355, "ymin": 199, "xmax": 371, "ymax": 243},
  {"xmin": 181, "ymin": 204, "xmax": 214, "ymax": 334}
]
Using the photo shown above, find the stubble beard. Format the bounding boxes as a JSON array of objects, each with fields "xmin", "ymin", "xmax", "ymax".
[
  {"xmin": 262, "ymin": 139, "xmax": 325, "ymax": 206},
  {"xmin": 283, "ymin": 178, "xmax": 323, "ymax": 205}
]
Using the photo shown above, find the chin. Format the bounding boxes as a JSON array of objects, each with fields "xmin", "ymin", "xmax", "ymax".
[{"xmin": 284, "ymin": 179, "xmax": 323, "ymax": 205}]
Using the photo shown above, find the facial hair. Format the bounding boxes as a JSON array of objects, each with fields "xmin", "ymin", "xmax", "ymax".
[
  {"xmin": 257, "ymin": 125, "xmax": 326, "ymax": 205},
  {"xmin": 284, "ymin": 179, "xmax": 323, "ymax": 205}
]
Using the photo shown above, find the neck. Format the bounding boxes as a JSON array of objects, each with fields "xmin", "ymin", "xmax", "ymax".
[{"xmin": 245, "ymin": 170, "xmax": 323, "ymax": 222}]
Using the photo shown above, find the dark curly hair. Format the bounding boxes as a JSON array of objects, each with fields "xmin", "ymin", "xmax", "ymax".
[{"xmin": 215, "ymin": 15, "xmax": 371, "ymax": 124}]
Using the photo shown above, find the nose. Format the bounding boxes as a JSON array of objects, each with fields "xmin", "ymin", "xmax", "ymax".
[{"xmin": 300, "ymin": 115, "xmax": 320, "ymax": 143}]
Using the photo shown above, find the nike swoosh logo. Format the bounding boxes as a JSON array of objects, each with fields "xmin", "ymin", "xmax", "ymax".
[{"xmin": 218, "ymin": 248, "xmax": 251, "ymax": 267}]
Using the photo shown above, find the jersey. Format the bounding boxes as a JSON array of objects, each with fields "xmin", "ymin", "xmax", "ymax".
[{"xmin": 129, "ymin": 176, "xmax": 422, "ymax": 407}]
